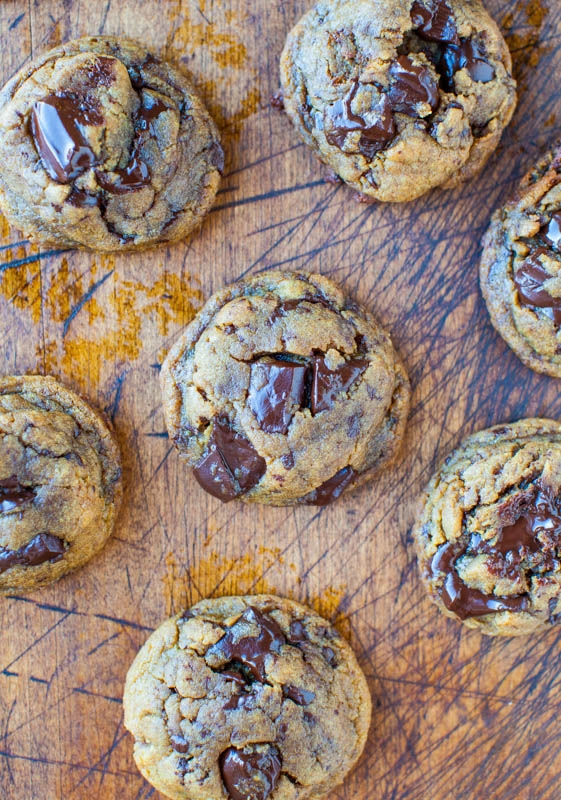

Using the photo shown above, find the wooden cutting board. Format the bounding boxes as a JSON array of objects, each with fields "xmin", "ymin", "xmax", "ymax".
[{"xmin": 0, "ymin": 0, "xmax": 559, "ymax": 798}]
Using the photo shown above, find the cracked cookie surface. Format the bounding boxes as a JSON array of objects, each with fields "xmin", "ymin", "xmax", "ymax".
[
  {"xmin": 0, "ymin": 375, "xmax": 122, "ymax": 594},
  {"xmin": 280, "ymin": 0, "xmax": 516, "ymax": 202},
  {"xmin": 123, "ymin": 594, "xmax": 372, "ymax": 800},
  {"xmin": 0, "ymin": 36, "xmax": 223, "ymax": 252},
  {"xmin": 480, "ymin": 143, "xmax": 561, "ymax": 377},
  {"xmin": 160, "ymin": 270, "xmax": 410, "ymax": 506},
  {"xmin": 413, "ymin": 419, "xmax": 561, "ymax": 636}
]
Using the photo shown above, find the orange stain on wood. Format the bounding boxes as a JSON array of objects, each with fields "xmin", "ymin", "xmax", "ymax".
[
  {"xmin": 163, "ymin": 547, "xmax": 290, "ymax": 616},
  {"xmin": 503, "ymin": 0, "xmax": 551, "ymax": 80},
  {"xmin": 162, "ymin": 549, "xmax": 348, "ymax": 633},
  {"xmin": 39, "ymin": 254, "xmax": 204, "ymax": 386},
  {"xmin": 165, "ymin": 0, "xmax": 260, "ymax": 132},
  {"xmin": 0, "ymin": 252, "xmax": 42, "ymax": 325}
]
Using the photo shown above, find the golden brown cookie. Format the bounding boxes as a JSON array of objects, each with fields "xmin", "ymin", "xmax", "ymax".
[
  {"xmin": 280, "ymin": 0, "xmax": 516, "ymax": 202},
  {"xmin": 480, "ymin": 143, "xmax": 561, "ymax": 377},
  {"xmin": 160, "ymin": 270, "xmax": 410, "ymax": 506},
  {"xmin": 0, "ymin": 375, "xmax": 122, "ymax": 594},
  {"xmin": 413, "ymin": 418, "xmax": 561, "ymax": 636},
  {"xmin": 0, "ymin": 36, "xmax": 223, "ymax": 251},
  {"xmin": 123, "ymin": 595, "xmax": 372, "ymax": 800}
]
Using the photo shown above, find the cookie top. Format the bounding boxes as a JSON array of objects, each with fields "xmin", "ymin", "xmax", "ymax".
[
  {"xmin": 0, "ymin": 375, "xmax": 122, "ymax": 594},
  {"xmin": 413, "ymin": 418, "xmax": 561, "ymax": 636},
  {"xmin": 160, "ymin": 270, "xmax": 410, "ymax": 506},
  {"xmin": 280, "ymin": 0, "xmax": 516, "ymax": 202},
  {"xmin": 0, "ymin": 36, "xmax": 223, "ymax": 252},
  {"xmin": 123, "ymin": 595, "xmax": 372, "ymax": 800},
  {"xmin": 480, "ymin": 143, "xmax": 561, "ymax": 377}
]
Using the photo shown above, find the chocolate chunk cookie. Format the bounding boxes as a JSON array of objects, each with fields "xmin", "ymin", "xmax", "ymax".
[
  {"xmin": 123, "ymin": 595, "xmax": 372, "ymax": 800},
  {"xmin": 160, "ymin": 270, "xmax": 410, "ymax": 506},
  {"xmin": 0, "ymin": 375, "xmax": 122, "ymax": 594},
  {"xmin": 413, "ymin": 419, "xmax": 561, "ymax": 635},
  {"xmin": 0, "ymin": 36, "xmax": 223, "ymax": 251},
  {"xmin": 280, "ymin": 0, "xmax": 516, "ymax": 202},
  {"xmin": 480, "ymin": 143, "xmax": 561, "ymax": 377}
]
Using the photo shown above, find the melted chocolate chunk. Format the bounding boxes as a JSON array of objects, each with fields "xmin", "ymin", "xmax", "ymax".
[
  {"xmin": 431, "ymin": 542, "xmax": 529, "ymax": 619},
  {"xmin": 221, "ymin": 669, "xmax": 248, "ymax": 686},
  {"xmin": 0, "ymin": 476, "xmax": 35, "ymax": 513},
  {"xmin": 137, "ymin": 94, "xmax": 169, "ymax": 130},
  {"xmin": 193, "ymin": 418, "xmax": 266, "ymax": 502},
  {"xmin": 249, "ymin": 359, "xmax": 308, "ymax": 434},
  {"xmin": 388, "ymin": 56, "xmax": 440, "ymax": 115},
  {"xmin": 283, "ymin": 685, "xmax": 315, "ymax": 705},
  {"xmin": 438, "ymin": 39, "xmax": 495, "ymax": 92},
  {"xmin": 67, "ymin": 188, "xmax": 98, "ymax": 208},
  {"xmin": 326, "ymin": 81, "xmax": 396, "ymax": 159},
  {"xmin": 223, "ymin": 690, "xmax": 253, "ymax": 711},
  {"xmin": 281, "ymin": 452, "xmax": 295, "ymax": 470},
  {"xmin": 170, "ymin": 734, "xmax": 189, "ymax": 754},
  {"xmin": 311, "ymin": 355, "xmax": 368, "ymax": 414},
  {"xmin": 543, "ymin": 212, "xmax": 561, "ymax": 248},
  {"xmin": 31, "ymin": 93, "xmax": 102, "ymax": 183},
  {"xmin": 220, "ymin": 745, "xmax": 281, "ymax": 800},
  {"xmin": 0, "ymin": 533, "xmax": 66, "ymax": 575},
  {"xmin": 301, "ymin": 466, "xmax": 356, "ymax": 506},
  {"xmin": 96, "ymin": 95, "xmax": 167, "ymax": 194},
  {"xmin": 215, "ymin": 606, "xmax": 286, "ymax": 682},
  {"xmin": 410, "ymin": 0, "xmax": 459, "ymax": 44},
  {"xmin": 86, "ymin": 56, "xmax": 117, "ymax": 87},
  {"xmin": 514, "ymin": 251, "xmax": 561, "ymax": 327},
  {"xmin": 97, "ymin": 155, "xmax": 150, "ymax": 193},
  {"xmin": 288, "ymin": 619, "xmax": 309, "ymax": 644},
  {"xmin": 322, "ymin": 646, "xmax": 338, "ymax": 667},
  {"xmin": 431, "ymin": 487, "xmax": 561, "ymax": 619}
]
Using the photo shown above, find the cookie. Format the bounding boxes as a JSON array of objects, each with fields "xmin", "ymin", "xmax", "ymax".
[
  {"xmin": 123, "ymin": 594, "xmax": 372, "ymax": 800},
  {"xmin": 413, "ymin": 418, "xmax": 561, "ymax": 636},
  {"xmin": 0, "ymin": 36, "xmax": 223, "ymax": 252},
  {"xmin": 0, "ymin": 375, "xmax": 122, "ymax": 594},
  {"xmin": 160, "ymin": 270, "xmax": 410, "ymax": 506},
  {"xmin": 280, "ymin": 0, "xmax": 516, "ymax": 202},
  {"xmin": 480, "ymin": 143, "xmax": 561, "ymax": 377}
]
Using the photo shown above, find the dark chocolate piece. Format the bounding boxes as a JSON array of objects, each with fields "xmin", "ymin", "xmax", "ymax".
[
  {"xmin": 388, "ymin": 56, "xmax": 439, "ymax": 115},
  {"xmin": 219, "ymin": 745, "xmax": 281, "ymax": 800},
  {"xmin": 86, "ymin": 56, "xmax": 117, "ymax": 87},
  {"xmin": 0, "ymin": 476, "xmax": 35, "ymax": 513},
  {"xmin": 411, "ymin": 0, "xmax": 459, "ymax": 44},
  {"xmin": 223, "ymin": 690, "xmax": 253, "ymax": 711},
  {"xmin": 326, "ymin": 81, "xmax": 396, "ymax": 159},
  {"xmin": 514, "ymin": 250, "xmax": 561, "ymax": 327},
  {"xmin": 283, "ymin": 685, "xmax": 315, "ymax": 705},
  {"xmin": 96, "ymin": 95, "xmax": 167, "ymax": 194},
  {"xmin": 214, "ymin": 606, "xmax": 286, "ymax": 682},
  {"xmin": 301, "ymin": 466, "xmax": 356, "ymax": 506},
  {"xmin": 311, "ymin": 355, "xmax": 368, "ymax": 414},
  {"xmin": 249, "ymin": 359, "xmax": 308, "ymax": 434},
  {"xmin": 322, "ymin": 646, "xmax": 338, "ymax": 667},
  {"xmin": 97, "ymin": 155, "xmax": 150, "ymax": 193},
  {"xmin": 170, "ymin": 734, "xmax": 190, "ymax": 754},
  {"xmin": 544, "ymin": 212, "xmax": 561, "ymax": 248},
  {"xmin": 439, "ymin": 39, "xmax": 495, "ymax": 92},
  {"xmin": 193, "ymin": 418, "xmax": 266, "ymax": 501},
  {"xmin": 31, "ymin": 93, "xmax": 102, "ymax": 183},
  {"xmin": 431, "ymin": 542, "xmax": 529, "ymax": 619},
  {"xmin": 430, "ymin": 487, "xmax": 561, "ymax": 619},
  {"xmin": 288, "ymin": 619, "xmax": 309, "ymax": 644},
  {"xmin": 67, "ymin": 188, "xmax": 98, "ymax": 208},
  {"xmin": 0, "ymin": 533, "xmax": 66, "ymax": 575}
]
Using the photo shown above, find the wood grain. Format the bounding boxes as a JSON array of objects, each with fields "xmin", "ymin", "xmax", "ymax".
[{"xmin": 0, "ymin": 0, "xmax": 560, "ymax": 798}]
